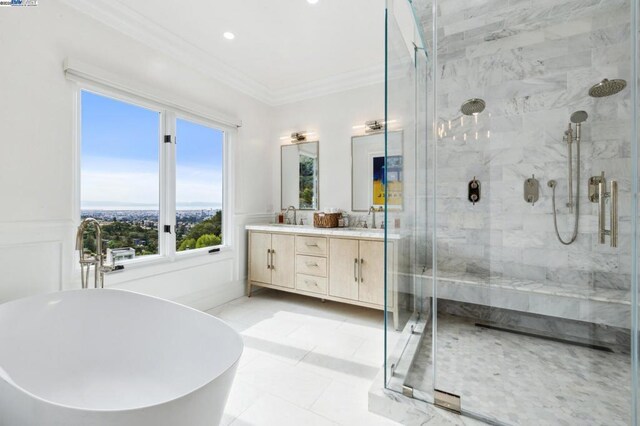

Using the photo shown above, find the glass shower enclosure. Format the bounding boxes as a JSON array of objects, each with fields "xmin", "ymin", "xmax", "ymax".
[{"xmin": 384, "ymin": 0, "xmax": 640, "ymax": 424}]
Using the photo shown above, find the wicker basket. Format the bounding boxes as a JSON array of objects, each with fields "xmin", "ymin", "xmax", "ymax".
[{"xmin": 313, "ymin": 212, "xmax": 341, "ymax": 228}]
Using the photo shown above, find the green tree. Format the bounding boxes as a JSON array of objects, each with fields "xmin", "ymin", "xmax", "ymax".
[
  {"xmin": 195, "ymin": 234, "xmax": 221, "ymax": 248},
  {"xmin": 175, "ymin": 210, "xmax": 223, "ymax": 250},
  {"xmin": 178, "ymin": 238, "xmax": 197, "ymax": 251},
  {"xmin": 185, "ymin": 212, "xmax": 222, "ymax": 241}
]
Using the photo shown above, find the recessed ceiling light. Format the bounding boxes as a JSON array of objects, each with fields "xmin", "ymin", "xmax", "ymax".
[
  {"xmin": 223, "ymin": 32, "xmax": 235, "ymax": 40},
  {"xmin": 307, "ymin": 0, "xmax": 319, "ymax": 4}
]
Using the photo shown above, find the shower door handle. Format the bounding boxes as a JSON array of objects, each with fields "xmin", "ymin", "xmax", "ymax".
[
  {"xmin": 597, "ymin": 174, "xmax": 618, "ymax": 248},
  {"xmin": 610, "ymin": 180, "xmax": 618, "ymax": 248},
  {"xmin": 598, "ymin": 181, "xmax": 606, "ymax": 244}
]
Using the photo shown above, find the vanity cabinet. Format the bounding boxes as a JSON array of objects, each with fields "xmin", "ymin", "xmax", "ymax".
[
  {"xmin": 248, "ymin": 232, "xmax": 295, "ymax": 289},
  {"xmin": 247, "ymin": 227, "xmax": 401, "ymax": 329},
  {"xmin": 328, "ymin": 239, "xmax": 389, "ymax": 307},
  {"xmin": 328, "ymin": 238, "xmax": 359, "ymax": 300},
  {"xmin": 357, "ymin": 240, "xmax": 387, "ymax": 306}
]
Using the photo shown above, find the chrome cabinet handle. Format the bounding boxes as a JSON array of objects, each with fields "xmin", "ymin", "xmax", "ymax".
[
  {"xmin": 271, "ymin": 250, "xmax": 275, "ymax": 270},
  {"xmin": 353, "ymin": 258, "xmax": 358, "ymax": 282},
  {"xmin": 360, "ymin": 258, "xmax": 364, "ymax": 283},
  {"xmin": 611, "ymin": 180, "xmax": 618, "ymax": 248},
  {"xmin": 305, "ymin": 261, "xmax": 319, "ymax": 267},
  {"xmin": 306, "ymin": 243, "xmax": 319, "ymax": 247},
  {"xmin": 304, "ymin": 279, "xmax": 317, "ymax": 287},
  {"xmin": 267, "ymin": 249, "xmax": 271, "ymax": 269}
]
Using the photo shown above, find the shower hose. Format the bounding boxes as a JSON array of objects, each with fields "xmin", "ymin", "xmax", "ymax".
[{"xmin": 549, "ymin": 138, "xmax": 579, "ymax": 245}]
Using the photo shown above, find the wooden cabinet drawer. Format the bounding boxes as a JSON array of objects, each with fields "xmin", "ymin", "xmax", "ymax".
[
  {"xmin": 296, "ymin": 255, "xmax": 327, "ymax": 277},
  {"xmin": 296, "ymin": 274, "xmax": 327, "ymax": 295},
  {"xmin": 296, "ymin": 236, "xmax": 327, "ymax": 256}
]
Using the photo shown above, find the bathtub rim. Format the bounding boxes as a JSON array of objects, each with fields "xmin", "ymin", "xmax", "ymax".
[{"xmin": 0, "ymin": 288, "xmax": 243, "ymax": 413}]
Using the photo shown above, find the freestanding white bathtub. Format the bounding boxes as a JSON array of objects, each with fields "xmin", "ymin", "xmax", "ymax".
[{"xmin": 0, "ymin": 289, "xmax": 243, "ymax": 426}]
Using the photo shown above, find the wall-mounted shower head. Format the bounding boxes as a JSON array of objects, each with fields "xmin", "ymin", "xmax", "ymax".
[
  {"xmin": 570, "ymin": 110, "xmax": 588, "ymax": 124},
  {"xmin": 460, "ymin": 98, "xmax": 486, "ymax": 116},
  {"xmin": 588, "ymin": 79, "xmax": 627, "ymax": 97}
]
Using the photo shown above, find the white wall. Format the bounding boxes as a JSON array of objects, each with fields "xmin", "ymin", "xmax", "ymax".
[
  {"xmin": 0, "ymin": 1, "xmax": 274, "ymax": 308},
  {"xmin": 272, "ymin": 83, "xmax": 385, "ymax": 214}
]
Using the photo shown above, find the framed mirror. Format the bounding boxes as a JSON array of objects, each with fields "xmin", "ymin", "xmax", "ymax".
[
  {"xmin": 352, "ymin": 131, "xmax": 403, "ymax": 212},
  {"xmin": 281, "ymin": 141, "xmax": 319, "ymax": 210}
]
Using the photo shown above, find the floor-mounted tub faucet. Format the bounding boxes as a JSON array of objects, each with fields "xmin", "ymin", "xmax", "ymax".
[{"xmin": 76, "ymin": 218, "xmax": 122, "ymax": 288}]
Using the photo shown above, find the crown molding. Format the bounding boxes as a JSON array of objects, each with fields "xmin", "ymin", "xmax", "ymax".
[
  {"xmin": 60, "ymin": 0, "xmax": 384, "ymax": 106},
  {"xmin": 59, "ymin": 0, "xmax": 273, "ymax": 104},
  {"xmin": 269, "ymin": 64, "xmax": 384, "ymax": 106}
]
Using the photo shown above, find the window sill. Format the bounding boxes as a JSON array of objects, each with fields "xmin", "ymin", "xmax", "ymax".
[{"xmin": 72, "ymin": 246, "xmax": 234, "ymax": 287}]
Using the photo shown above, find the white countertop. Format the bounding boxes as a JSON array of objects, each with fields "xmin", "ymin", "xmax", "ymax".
[{"xmin": 245, "ymin": 224, "xmax": 403, "ymax": 240}]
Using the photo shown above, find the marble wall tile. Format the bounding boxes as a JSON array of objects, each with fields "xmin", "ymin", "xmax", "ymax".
[{"xmin": 414, "ymin": 0, "xmax": 633, "ymax": 296}]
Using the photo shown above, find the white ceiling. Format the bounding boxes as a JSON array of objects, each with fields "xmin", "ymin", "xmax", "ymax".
[{"xmin": 64, "ymin": 0, "xmax": 386, "ymax": 105}]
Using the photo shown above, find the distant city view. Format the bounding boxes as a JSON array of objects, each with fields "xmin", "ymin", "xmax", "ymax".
[{"xmin": 81, "ymin": 208, "xmax": 222, "ymax": 259}]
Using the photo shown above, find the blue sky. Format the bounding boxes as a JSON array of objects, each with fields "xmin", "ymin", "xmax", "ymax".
[{"xmin": 81, "ymin": 91, "xmax": 223, "ymax": 210}]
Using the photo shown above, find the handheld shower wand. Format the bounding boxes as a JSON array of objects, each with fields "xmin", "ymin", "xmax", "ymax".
[{"xmin": 548, "ymin": 111, "xmax": 587, "ymax": 245}]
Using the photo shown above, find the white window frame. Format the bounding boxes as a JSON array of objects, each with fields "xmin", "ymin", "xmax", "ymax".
[
  {"xmin": 172, "ymin": 111, "xmax": 231, "ymax": 258},
  {"xmin": 73, "ymin": 81, "xmax": 235, "ymax": 270}
]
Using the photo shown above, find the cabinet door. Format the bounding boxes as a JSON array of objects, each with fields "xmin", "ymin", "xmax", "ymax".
[
  {"xmin": 249, "ymin": 232, "xmax": 272, "ymax": 284},
  {"xmin": 271, "ymin": 234, "xmax": 295, "ymax": 288},
  {"xmin": 359, "ymin": 240, "xmax": 385, "ymax": 306},
  {"xmin": 329, "ymin": 238, "xmax": 360, "ymax": 300}
]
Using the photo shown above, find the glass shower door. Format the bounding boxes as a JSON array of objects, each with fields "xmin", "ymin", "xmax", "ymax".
[
  {"xmin": 383, "ymin": 0, "xmax": 431, "ymax": 399},
  {"xmin": 427, "ymin": 0, "xmax": 636, "ymax": 424}
]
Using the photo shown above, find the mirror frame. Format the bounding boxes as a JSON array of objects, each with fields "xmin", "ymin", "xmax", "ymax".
[
  {"xmin": 351, "ymin": 130, "xmax": 403, "ymax": 212},
  {"xmin": 280, "ymin": 141, "xmax": 319, "ymax": 211}
]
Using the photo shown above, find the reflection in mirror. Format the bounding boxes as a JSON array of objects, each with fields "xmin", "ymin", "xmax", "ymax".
[
  {"xmin": 281, "ymin": 141, "xmax": 319, "ymax": 210},
  {"xmin": 352, "ymin": 131, "xmax": 403, "ymax": 212}
]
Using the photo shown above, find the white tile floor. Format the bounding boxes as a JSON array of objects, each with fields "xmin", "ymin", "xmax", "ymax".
[{"xmin": 206, "ymin": 289, "xmax": 402, "ymax": 426}]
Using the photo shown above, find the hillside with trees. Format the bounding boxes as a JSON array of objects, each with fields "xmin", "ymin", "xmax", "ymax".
[{"xmin": 176, "ymin": 210, "xmax": 222, "ymax": 251}]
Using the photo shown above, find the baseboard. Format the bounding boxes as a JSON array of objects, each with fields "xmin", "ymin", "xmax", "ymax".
[{"xmin": 174, "ymin": 278, "xmax": 247, "ymax": 312}]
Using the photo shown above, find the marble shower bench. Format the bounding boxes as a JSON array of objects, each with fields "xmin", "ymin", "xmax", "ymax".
[{"xmin": 416, "ymin": 269, "xmax": 630, "ymax": 329}]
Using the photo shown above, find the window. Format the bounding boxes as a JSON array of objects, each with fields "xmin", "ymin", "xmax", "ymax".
[
  {"xmin": 79, "ymin": 89, "xmax": 227, "ymax": 264},
  {"xmin": 175, "ymin": 118, "xmax": 224, "ymax": 252},
  {"xmin": 81, "ymin": 91, "xmax": 160, "ymax": 259}
]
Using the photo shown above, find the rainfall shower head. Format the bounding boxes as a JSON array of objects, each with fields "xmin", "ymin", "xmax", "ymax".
[
  {"xmin": 460, "ymin": 98, "xmax": 486, "ymax": 116},
  {"xmin": 588, "ymin": 79, "xmax": 627, "ymax": 97},
  {"xmin": 570, "ymin": 110, "xmax": 588, "ymax": 124}
]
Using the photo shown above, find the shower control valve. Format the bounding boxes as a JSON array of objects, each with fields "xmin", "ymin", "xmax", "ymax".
[
  {"xmin": 468, "ymin": 177, "xmax": 481, "ymax": 205},
  {"xmin": 524, "ymin": 174, "xmax": 539, "ymax": 206}
]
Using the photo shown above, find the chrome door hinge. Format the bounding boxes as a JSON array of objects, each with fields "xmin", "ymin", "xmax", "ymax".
[
  {"xmin": 434, "ymin": 389, "xmax": 461, "ymax": 414},
  {"xmin": 402, "ymin": 385, "xmax": 414, "ymax": 398}
]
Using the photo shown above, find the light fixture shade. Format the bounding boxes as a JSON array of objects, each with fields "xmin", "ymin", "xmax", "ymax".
[
  {"xmin": 365, "ymin": 119, "xmax": 385, "ymax": 133},
  {"xmin": 291, "ymin": 132, "xmax": 307, "ymax": 142}
]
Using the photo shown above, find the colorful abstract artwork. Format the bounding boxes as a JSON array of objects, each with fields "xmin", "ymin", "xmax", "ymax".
[{"xmin": 372, "ymin": 155, "xmax": 402, "ymax": 206}]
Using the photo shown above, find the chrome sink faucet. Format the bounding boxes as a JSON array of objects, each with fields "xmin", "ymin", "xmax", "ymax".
[
  {"xmin": 284, "ymin": 205, "xmax": 297, "ymax": 225},
  {"xmin": 368, "ymin": 206, "xmax": 383, "ymax": 229},
  {"xmin": 75, "ymin": 218, "xmax": 121, "ymax": 289}
]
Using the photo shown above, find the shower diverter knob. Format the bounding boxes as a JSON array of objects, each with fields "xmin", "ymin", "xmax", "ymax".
[{"xmin": 468, "ymin": 177, "xmax": 480, "ymax": 205}]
